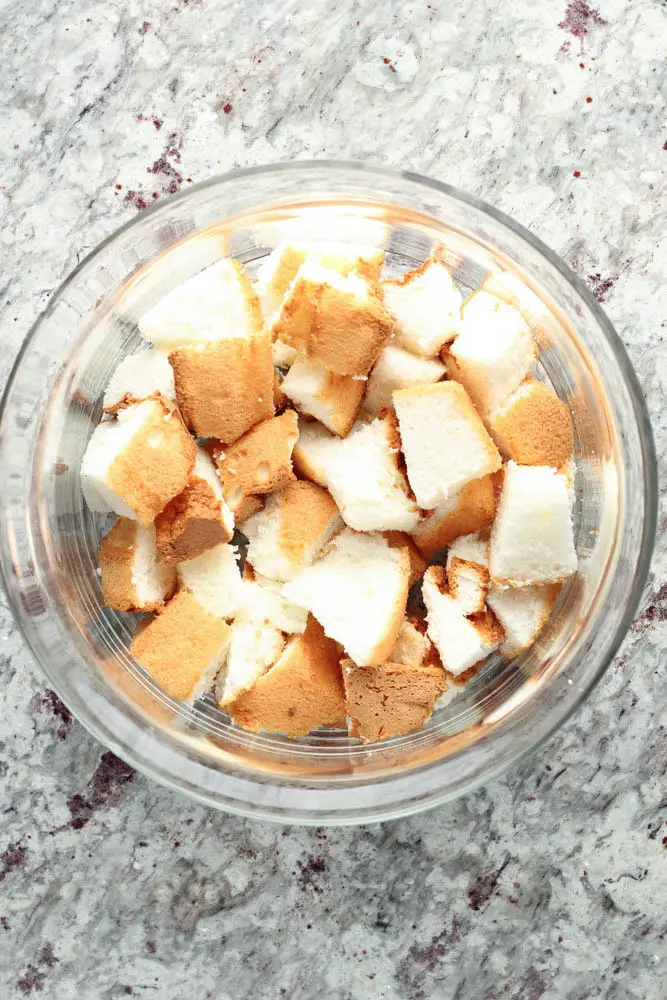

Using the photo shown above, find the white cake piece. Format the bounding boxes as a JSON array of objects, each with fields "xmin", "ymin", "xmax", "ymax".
[
  {"xmin": 239, "ymin": 573, "xmax": 309, "ymax": 634},
  {"xmin": 363, "ymin": 345, "xmax": 446, "ymax": 416},
  {"xmin": 446, "ymin": 558, "xmax": 489, "ymax": 615},
  {"xmin": 283, "ymin": 529, "xmax": 410, "ymax": 666},
  {"xmin": 138, "ymin": 258, "xmax": 261, "ymax": 348},
  {"xmin": 291, "ymin": 417, "xmax": 341, "ymax": 488},
  {"xmin": 448, "ymin": 290, "xmax": 536, "ymax": 413},
  {"xmin": 214, "ymin": 623, "xmax": 285, "ymax": 707},
  {"xmin": 489, "ymin": 462, "xmax": 577, "ymax": 587},
  {"xmin": 394, "ymin": 382, "xmax": 501, "ymax": 509},
  {"xmin": 81, "ymin": 397, "xmax": 195, "ymax": 524},
  {"xmin": 388, "ymin": 618, "xmax": 432, "ymax": 666},
  {"xmin": 255, "ymin": 241, "xmax": 385, "ymax": 321},
  {"xmin": 382, "ymin": 258, "xmax": 462, "ymax": 357},
  {"xmin": 325, "ymin": 417, "xmax": 419, "ymax": 532},
  {"xmin": 99, "ymin": 518, "xmax": 176, "ymax": 613},
  {"xmin": 177, "ymin": 542, "xmax": 244, "ymax": 619},
  {"xmin": 243, "ymin": 481, "xmax": 342, "ymax": 582},
  {"xmin": 281, "ymin": 356, "xmax": 365, "ymax": 437},
  {"xmin": 487, "ymin": 583, "xmax": 560, "ymax": 658},
  {"xmin": 103, "ymin": 347, "xmax": 176, "ymax": 411},
  {"xmin": 446, "ymin": 535, "xmax": 490, "ymax": 614},
  {"xmin": 422, "ymin": 567, "xmax": 503, "ymax": 677},
  {"xmin": 446, "ymin": 533, "xmax": 490, "ymax": 569}
]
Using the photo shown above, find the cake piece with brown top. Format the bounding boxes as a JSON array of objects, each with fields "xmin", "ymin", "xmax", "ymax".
[
  {"xmin": 273, "ymin": 260, "xmax": 394, "ymax": 376},
  {"xmin": 281, "ymin": 356, "xmax": 366, "ymax": 437},
  {"xmin": 81, "ymin": 396, "xmax": 196, "ymax": 525},
  {"xmin": 256, "ymin": 241, "xmax": 385, "ymax": 321},
  {"xmin": 170, "ymin": 331, "xmax": 274, "ymax": 443},
  {"xmin": 487, "ymin": 378, "xmax": 573, "ymax": 467},
  {"xmin": 342, "ymin": 657, "xmax": 446, "ymax": 742},
  {"xmin": 216, "ymin": 410, "xmax": 299, "ymax": 515},
  {"xmin": 155, "ymin": 449, "xmax": 235, "ymax": 564},
  {"xmin": 228, "ymin": 617, "xmax": 346, "ymax": 737},
  {"xmin": 243, "ymin": 480, "xmax": 342, "ymax": 582},
  {"xmin": 387, "ymin": 616, "xmax": 433, "ymax": 666},
  {"xmin": 99, "ymin": 518, "xmax": 176, "ymax": 613},
  {"xmin": 410, "ymin": 472, "xmax": 500, "ymax": 557},
  {"xmin": 130, "ymin": 590, "xmax": 231, "ymax": 703}
]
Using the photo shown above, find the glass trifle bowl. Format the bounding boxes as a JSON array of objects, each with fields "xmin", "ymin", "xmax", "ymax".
[{"xmin": 0, "ymin": 162, "xmax": 656, "ymax": 824}]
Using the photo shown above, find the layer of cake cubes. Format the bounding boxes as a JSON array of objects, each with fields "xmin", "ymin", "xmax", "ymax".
[{"xmin": 82, "ymin": 245, "xmax": 577, "ymax": 742}]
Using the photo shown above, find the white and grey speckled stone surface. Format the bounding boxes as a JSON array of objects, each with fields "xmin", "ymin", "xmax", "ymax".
[{"xmin": 1, "ymin": 1, "xmax": 666, "ymax": 997}]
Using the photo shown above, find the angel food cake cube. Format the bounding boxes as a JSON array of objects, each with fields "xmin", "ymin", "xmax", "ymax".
[
  {"xmin": 169, "ymin": 331, "xmax": 274, "ymax": 444},
  {"xmin": 155, "ymin": 448, "xmax": 234, "ymax": 564},
  {"xmin": 281, "ymin": 356, "xmax": 365, "ymax": 437},
  {"xmin": 273, "ymin": 260, "xmax": 394, "ymax": 376},
  {"xmin": 103, "ymin": 347, "xmax": 175, "ymax": 412},
  {"xmin": 363, "ymin": 345, "xmax": 446, "ymax": 417},
  {"xmin": 487, "ymin": 378, "xmax": 573, "ymax": 467},
  {"xmin": 394, "ymin": 382, "xmax": 501, "ymax": 509},
  {"xmin": 447, "ymin": 290, "xmax": 536, "ymax": 414},
  {"xmin": 130, "ymin": 590, "xmax": 231, "ymax": 703},
  {"xmin": 382, "ymin": 257, "xmax": 462, "ymax": 357},
  {"xmin": 139, "ymin": 258, "xmax": 261, "ymax": 348},
  {"xmin": 243, "ymin": 481, "xmax": 342, "ymax": 582},
  {"xmin": 324, "ymin": 416, "xmax": 420, "ymax": 533},
  {"xmin": 99, "ymin": 518, "xmax": 176, "ymax": 613},
  {"xmin": 255, "ymin": 241, "xmax": 385, "ymax": 321},
  {"xmin": 283, "ymin": 529, "xmax": 410, "ymax": 667},
  {"xmin": 216, "ymin": 410, "xmax": 299, "ymax": 514},
  {"xmin": 228, "ymin": 617, "xmax": 346, "ymax": 736},
  {"xmin": 81, "ymin": 397, "xmax": 196, "ymax": 525},
  {"xmin": 177, "ymin": 542, "xmax": 244, "ymax": 619},
  {"xmin": 422, "ymin": 566, "xmax": 503, "ymax": 677},
  {"xmin": 410, "ymin": 474, "xmax": 499, "ymax": 557},
  {"xmin": 489, "ymin": 462, "xmax": 577, "ymax": 587}
]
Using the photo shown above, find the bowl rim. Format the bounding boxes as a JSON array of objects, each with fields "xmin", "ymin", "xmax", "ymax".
[{"xmin": 0, "ymin": 160, "xmax": 658, "ymax": 824}]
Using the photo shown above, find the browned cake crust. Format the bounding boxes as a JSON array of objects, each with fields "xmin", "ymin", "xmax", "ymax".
[
  {"xmin": 275, "ymin": 480, "xmax": 341, "ymax": 568},
  {"xmin": 99, "ymin": 518, "xmax": 176, "ymax": 612},
  {"xmin": 217, "ymin": 410, "xmax": 299, "ymax": 512},
  {"xmin": 274, "ymin": 276, "xmax": 394, "ymax": 376},
  {"xmin": 488, "ymin": 378, "xmax": 573, "ymax": 467},
  {"xmin": 130, "ymin": 590, "xmax": 230, "ymax": 702},
  {"xmin": 342, "ymin": 658, "xmax": 446, "ymax": 742},
  {"xmin": 155, "ymin": 477, "xmax": 232, "ymax": 565},
  {"xmin": 169, "ymin": 331, "xmax": 274, "ymax": 443},
  {"xmin": 229, "ymin": 617, "xmax": 346, "ymax": 737},
  {"xmin": 107, "ymin": 397, "xmax": 196, "ymax": 526},
  {"xmin": 411, "ymin": 473, "xmax": 498, "ymax": 557}
]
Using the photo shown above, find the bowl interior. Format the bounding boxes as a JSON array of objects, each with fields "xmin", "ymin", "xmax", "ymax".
[{"xmin": 1, "ymin": 165, "xmax": 654, "ymax": 822}]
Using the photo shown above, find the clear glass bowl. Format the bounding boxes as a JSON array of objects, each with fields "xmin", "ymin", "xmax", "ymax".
[{"xmin": 0, "ymin": 163, "xmax": 656, "ymax": 824}]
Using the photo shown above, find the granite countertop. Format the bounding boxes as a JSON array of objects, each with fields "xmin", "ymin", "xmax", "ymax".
[{"xmin": 1, "ymin": 1, "xmax": 666, "ymax": 997}]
